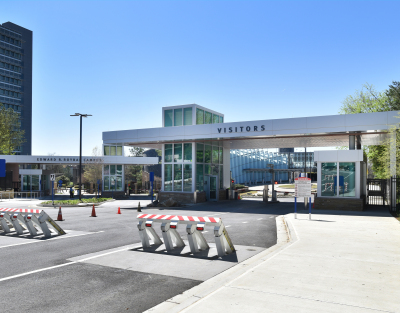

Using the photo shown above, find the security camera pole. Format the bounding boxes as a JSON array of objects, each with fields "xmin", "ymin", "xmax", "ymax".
[{"xmin": 70, "ymin": 113, "xmax": 92, "ymax": 200}]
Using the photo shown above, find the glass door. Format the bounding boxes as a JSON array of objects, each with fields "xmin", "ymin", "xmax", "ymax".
[{"xmin": 209, "ymin": 175, "xmax": 218, "ymax": 201}]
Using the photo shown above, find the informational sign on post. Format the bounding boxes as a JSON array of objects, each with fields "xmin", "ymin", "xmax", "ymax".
[
  {"xmin": 50, "ymin": 174, "xmax": 56, "ymax": 181},
  {"xmin": 0, "ymin": 159, "xmax": 6, "ymax": 178},
  {"xmin": 295, "ymin": 177, "xmax": 311, "ymax": 197},
  {"xmin": 294, "ymin": 177, "xmax": 312, "ymax": 220}
]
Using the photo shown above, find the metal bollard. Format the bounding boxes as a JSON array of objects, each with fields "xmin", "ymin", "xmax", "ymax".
[
  {"xmin": 161, "ymin": 221, "xmax": 185, "ymax": 252},
  {"xmin": 0, "ymin": 212, "xmax": 11, "ymax": 232},
  {"xmin": 24, "ymin": 214, "xmax": 38, "ymax": 236},
  {"xmin": 10, "ymin": 213, "xmax": 25, "ymax": 235},
  {"xmin": 137, "ymin": 220, "xmax": 162, "ymax": 248},
  {"xmin": 214, "ymin": 224, "xmax": 235, "ymax": 257},
  {"xmin": 186, "ymin": 223, "xmax": 209, "ymax": 253}
]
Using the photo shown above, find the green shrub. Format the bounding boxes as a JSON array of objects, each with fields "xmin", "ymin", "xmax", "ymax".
[{"xmin": 41, "ymin": 197, "xmax": 112, "ymax": 205}]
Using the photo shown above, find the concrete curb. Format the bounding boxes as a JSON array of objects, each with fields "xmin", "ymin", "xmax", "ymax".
[
  {"xmin": 145, "ymin": 214, "xmax": 296, "ymax": 313},
  {"xmin": 37, "ymin": 199, "xmax": 115, "ymax": 207}
]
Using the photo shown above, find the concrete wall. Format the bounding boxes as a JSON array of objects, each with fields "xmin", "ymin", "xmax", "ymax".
[
  {"xmin": 315, "ymin": 196, "xmax": 365, "ymax": 211},
  {"xmin": 159, "ymin": 191, "xmax": 207, "ymax": 204}
]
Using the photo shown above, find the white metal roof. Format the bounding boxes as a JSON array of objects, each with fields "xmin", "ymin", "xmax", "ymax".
[{"xmin": 102, "ymin": 111, "xmax": 399, "ymax": 149}]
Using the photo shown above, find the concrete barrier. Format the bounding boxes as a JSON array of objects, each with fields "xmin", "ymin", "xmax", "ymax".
[
  {"xmin": 0, "ymin": 208, "xmax": 66, "ymax": 238},
  {"xmin": 137, "ymin": 213, "xmax": 235, "ymax": 257}
]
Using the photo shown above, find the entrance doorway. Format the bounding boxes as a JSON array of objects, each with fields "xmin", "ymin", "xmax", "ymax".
[{"xmin": 206, "ymin": 175, "xmax": 218, "ymax": 201}]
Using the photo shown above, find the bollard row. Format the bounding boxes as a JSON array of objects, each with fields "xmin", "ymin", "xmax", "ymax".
[
  {"xmin": 137, "ymin": 214, "xmax": 235, "ymax": 257},
  {"xmin": 0, "ymin": 208, "xmax": 66, "ymax": 238}
]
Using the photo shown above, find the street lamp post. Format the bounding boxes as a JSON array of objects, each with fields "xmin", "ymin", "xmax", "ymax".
[{"xmin": 70, "ymin": 113, "xmax": 92, "ymax": 200}]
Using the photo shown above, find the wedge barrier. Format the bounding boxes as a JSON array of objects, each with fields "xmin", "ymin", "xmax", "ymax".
[
  {"xmin": 137, "ymin": 214, "xmax": 235, "ymax": 257},
  {"xmin": 0, "ymin": 208, "xmax": 66, "ymax": 238}
]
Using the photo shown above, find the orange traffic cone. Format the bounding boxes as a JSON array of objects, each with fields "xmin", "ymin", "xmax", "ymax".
[
  {"xmin": 117, "ymin": 207, "xmax": 121, "ymax": 214},
  {"xmin": 56, "ymin": 206, "xmax": 64, "ymax": 221},
  {"xmin": 312, "ymin": 201, "xmax": 315, "ymax": 209},
  {"xmin": 90, "ymin": 204, "xmax": 97, "ymax": 217},
  {"xmin": 237, "ymin": 194, "xmax": 241, "ymax": 200}
]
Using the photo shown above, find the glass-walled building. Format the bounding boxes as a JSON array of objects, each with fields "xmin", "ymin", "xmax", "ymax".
[
  {"xmin": 102, "ymin": 143, "xmax": 124, "ymax": 192},
  {"xmin": 161, "ymin": 104, "xmax": 226, "ymax": 201}
]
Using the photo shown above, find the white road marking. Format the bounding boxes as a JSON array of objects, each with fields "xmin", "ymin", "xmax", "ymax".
[
  {"xmin": 0, "ymin": 231, "xmax": 105, "ymax": 249},
  {"xmin": 203, "ymin": 231, "xmax": 208, "ymax": 233},
  {"xmin": 257, "ymin": 218, "xmax": 263, "ymax": 220},
  {"xmin": 225, "ymin": 225, "xmax": 231, "ymax": 228},
  {"xmin": 0, "ymin": 244, "xmax": 135, "ymax": 282},
  {"xmin": 269, "ymin": 216, "xmax": 274, "ymax": 218},
  {"xmin": 242, "ymin": 222, "xmax": 248, "ymax": 223}
]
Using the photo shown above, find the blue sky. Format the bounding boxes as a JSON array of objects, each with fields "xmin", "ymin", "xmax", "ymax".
[{"xmin": 1, "ymin": 1, "xmax": 399, "ymax": 155}]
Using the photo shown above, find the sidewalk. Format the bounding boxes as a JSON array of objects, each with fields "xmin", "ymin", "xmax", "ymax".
[{"xmin": 149, "ymin": 210, "xmax": 400, "ymax": 313}]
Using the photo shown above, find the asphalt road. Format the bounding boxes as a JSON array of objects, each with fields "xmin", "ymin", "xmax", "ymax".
[{"xmin": 0, "ymin": 197, "xmax": 293, "ymax": 313}]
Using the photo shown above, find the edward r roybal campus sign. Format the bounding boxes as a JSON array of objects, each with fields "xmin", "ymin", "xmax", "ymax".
[{"xmin": 217, "ymin": 125, "xmax": 266, "ymax": 133}]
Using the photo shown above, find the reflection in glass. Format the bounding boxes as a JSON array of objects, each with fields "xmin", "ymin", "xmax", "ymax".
[
  {"xmin": 164, "ymin": 109, "xmax": 173, "ymax": 127},
  {"xmin": 104, "ymin": 165, "xmax": 110, "ymax": 175},
  {"xmin": 174, "ymin": 164, "xmax": 182, "ymax": 191},
  {"xmin": 220, "ymin": 165, "xmax": 223, "ymax": 189},
  {"xmin": 196, "ymin": 143, "xmax": 204, "ymax": 163},
  {"xmin": 213, "ymin": 114, "xmax": 219, "ymax": 124},
  {"xmin": 196, "ymin": 109, "xmax": 204, "ymax": 124},
  {"xmin": 116, "ymin": 165, "xmax": 122, "ymax": 175},
  {"xmin": 184, "ymin": 143, "xmax": 192, "ymax": 162},
  {"xmin": 339, "ymin": 162, "xmax": 355, "ymax": 197},
  {"xmin": 321, "ymin": 162, "xmax": 337, "ymax": 197},
  {"xmin": 220, "ymin": 116, "xmax": 223, "ymax": 123},
  {"xmin": 174, "ymin": 109, "xmax": 183, "ymax": 126},
  {"xmin": 205, "ymin": 164, "xmax": 211, "ymax": 175},
  {"xmin": 116, "ymin": 176, "xmax": 122, "ymax": 191},
  {"xmin": 196, "ymin": 164, "xmax": 204, "ymax": 192},
  {"xmin": 174, "ymin": 144, "xmax": 182, "ymax": 162},
  {"xmin": 110, "ymin": 165, "xmax": 116, "ymax": 175},
  {"xmin": 111, "ymin": 146, "xmax": 116, "ymax": 156},
  {"xmin": 184, "ymin": 164, "xmax": 192, "ymax": 191},
  {"xmin": 184, "ymin": 108, "xmax": 192, "ymax": 125},
  {"xmin": 205, "ymin": 145, "xmax": 211, "ymax": 163},
  {"xmin": 210, "ymin": 176, "xmax": 217, "ymax": 199},
  {"xmin": 205, "ymin": 111, "xmax": 212, "ymax": 124},
  {"xmin": 117, "ymin": 146, "xmax": 123, "ymax": 156},
  {"xmin": 104, "ymin": 176, "xmax": 109, "ymax": 191},
  {"xmin": 164, "ymin": 164, "xmax": 172, "ymax": 191},
  {"xmin": 104, "ymin": 146, "xmax": 110, "ymax": 156},
  {"xmin": 212, "ymin": 146, "xmax": 219, "ymax": 164},
  {"xmin": 165, "ymin": 144, "xmax": 172, "ymax": 162},
  {"xmin": 219, "ymin": 148, "xmax": 223, "ymax": 164}
]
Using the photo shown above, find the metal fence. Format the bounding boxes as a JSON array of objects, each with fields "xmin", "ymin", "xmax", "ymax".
[
  {"xmin": 388, "ymin": 175, "xmax": 399, "ymax": 213},
  {"xmin": 366, "ymin": 179, "xmax": 387, "ymax": 206},
  {"xmin": 0, "ymin": 191, "xmax": 44, "ymax": 201}
]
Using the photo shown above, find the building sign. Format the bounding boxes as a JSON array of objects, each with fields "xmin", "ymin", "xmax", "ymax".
[
  {"xmin": 35, "ymin": 157, "xmax": 104, "ymax": 163},
  {"xmin": 217, "ymin": 125, "xmax": 266, "ymax": 134},
  {"xmin": 295, "ymin": 177, "xmax": 311, "ymax": 197}
]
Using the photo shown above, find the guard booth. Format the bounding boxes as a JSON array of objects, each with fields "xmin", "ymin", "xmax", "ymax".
[{"xmin": 314, "ymin": 150, "xmax": 366, "ymax": 211}]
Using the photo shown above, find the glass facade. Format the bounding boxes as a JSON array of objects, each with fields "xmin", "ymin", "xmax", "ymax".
[
  {"xmin": 174, "ymin": 109, "xmax": 183, "ymax": 126},
  {"xmin": 174, "ymin": 164, "xmax": 182, "ymax": 191},
  {"xmin": 165, "ymin": 144, "xmax": 172, "ymax": 162},
  {"xmin": 321, "ymin": 162, "xmax": 337, "ymax": 197},
  {"xmin": 205, "ymin": 111, "xmax": 212, "ymax": 124},
  {"xmin": 104, "ymin": 144, "xmax": 123, "ymax": 156},
  {"xmin": 213, "ymin": 114, "xmax": 219, "ymax": 124},
  {"xmin": 103, "ymin": 165, "xmax": 123, "ymax": 191},
  {"xmin": 164, "ymin": 109, "xmax": 173, "ymax": 127},
  {"xmin": 184, "ymin": 108, "xmax": 192, "ymax": 125},
  {"xmin": 184, "ymin": 143, "xmax": 192, "ymax": 162},
  {"xmin": 339, "ymin": 162, "xmax": 355, "ymax": 197},
  {"xmin": 183, "ymin": 164, "xmax": 192, "ymax": 191},
  {"xmin": 164, "ymin": 164, "xmax": 172, "ymax": 191},
  {"xmin": 22, "ymin": 175, "xmax": 40, "ymax": 191},
  {"xmin": 164, "ymin": 143, "xmax": 193, "ymax": 192},
  {"xmin": 174, "ymin": 144, "xmax": 182, "ymax": 162},
  {"xmin": 195, "ymin": 142, "xmax": 223, "ymax": 192},
  {"xmin": 196, "ymin": 108, "xmax": 204, "ymax": 125}
]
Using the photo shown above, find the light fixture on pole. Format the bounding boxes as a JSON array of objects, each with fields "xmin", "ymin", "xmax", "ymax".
[{"xmin": 70, "ymin": 113, "xmax": 92, "ymax": 200}]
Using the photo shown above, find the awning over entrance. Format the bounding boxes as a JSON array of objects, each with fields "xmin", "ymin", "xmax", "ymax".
[{"xmin": 102, "ymin": 111, "xmax": 398, "ymax": 149}]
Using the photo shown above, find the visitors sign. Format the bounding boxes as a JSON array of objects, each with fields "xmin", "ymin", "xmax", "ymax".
[{"xmin": 295, "ymin": 177, "xmax": 311, "ymax": 197}]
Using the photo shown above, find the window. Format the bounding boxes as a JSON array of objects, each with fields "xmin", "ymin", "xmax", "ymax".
[
  {"xmin": 184, "ymin": 143, "xmax": 192, "ymax": 162},
  {"xmin": 174, "ymin": 109, "xmax": 182, "ymax": 126},
  {"xmin": 174, "ymin": 144, "xmax": 182, "ymax": 162},
  {"xmin": 205, "ymin": 164, "xmax": 211, "ymax": 175},
  {"xmin": 196, "ymin": 164, "xmax": 204, "ymax": 191},
  {"xmin": 339, "ymin": 162, "xmax": 355, "ymax": 197},
  {"xmin": 103, "ymin": 164, "xmax": 123, "ymax": 191},
  {"xmin": 205, "ymin": 111, "xmax": 212, "ymax": 124},
  {"xmin": 204, "ymin": 145, "xmax": 211, "ymax": 163},
  {"xmin": 164, "ymin": 164, "xmax": 172, "ymax": 191},
  {"xmin": 196, "ymin": 143, "xmax": 204, "ymax": 163},
  {"xmin": 173, "ymin": 164, "xmax": 182, "ymax": 191},
  {"xmin": 183, "ymin": 164, "xmax": 192, "ymax": 191},
  {"xmin": 212, "ymin": 146, "xmax": 219, "ymax": 164},
  {"xmin": 116, "ymin": 165, "xmax": 122, "ymax": 175},
  {"xmin": 321, "ymin": 162, "xmax": 337, "ymax": 197},
  {"xmin": 164, "ymin": 109, "xmax": 173, "ymax": 127},
  {"xmin": 220, "ymin": 116, "xmax": 223, "ymax": 123},
  {"xmin": 117, "ymin": 146, "xmax": 122, "ymax": 156},
  {"xmin": 110, "ymin": 146, "xmax": 116, "ymax": 156},
  {"xmin": 196, "ymin": 109, "xmax": 204, "ymax": 124},
  {"xmin": 219, "ymin": 148, "xmax": 223, "ymax": 164},
  {"xmin": 184, "ymin": 108, "xmax": 192, "ymax": 125},
  {"xmin": 110, "ymin": 165, "xmax": 116, "ymax": 175},
  {"xmin": 104, "ymin": 165, "xmax": 110, "ymax": 175},
  {"xmin": 164, "ymin": 144, "xmax": 173, "ymax": 162},
  {"xmin": 220, "ymin": 165, "xmax": 223, "ymax": 189},
  {"xmin": 213, "ymin": 114, "xmax": 219, "ymax": 124}
]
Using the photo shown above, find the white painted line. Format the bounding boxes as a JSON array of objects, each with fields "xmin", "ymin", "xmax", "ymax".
[
  {"xmin": 0, "ymin": 244, "xmax": 136, "ymax": 282},
  {"xmin": 225, "ymin": 225, "xmax": 231, "ymax": 228},
  {"xmin": 203, "ymin": 231, "xmax": 208, "ymax": 233},
  {"xmin": 242, "ymin": 222, "xmax": 248, "ymax": 224},
  {"xmin": 269, "ymin": 216, "xmax": 274, "ymax": 218},
  {"xmin": 0, "ymin": 231, "xmax": 105, "ymax": 249},
  {"xmin": 257, "ymin": 218, "xmax": 263, "ymax": 220}
]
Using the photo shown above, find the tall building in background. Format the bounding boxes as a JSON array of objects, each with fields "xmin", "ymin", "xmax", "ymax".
[{"xmin": 0, "ymin": 22, "xmax": 32, "ymax": 155}]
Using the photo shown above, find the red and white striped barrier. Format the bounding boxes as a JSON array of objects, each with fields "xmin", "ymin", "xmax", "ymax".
[
  {"xmin": 137, "ymin": 213, "xmax": 234, "ymax": 257},
  {"xmin": 137, "ymin": 214, "xmax": 221, "ymax": 225},
  {"xmin": 0, "ymin": 208, "xmax": 66, "ymax": 238}
]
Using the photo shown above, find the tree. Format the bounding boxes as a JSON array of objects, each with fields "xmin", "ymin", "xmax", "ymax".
[
  {"xmin": 339, "ymin": 83, "xmax": 399, "ymax": 178},
  {"xmin": 83, "ymin": 147, "xmax": 103, "ymax": 196},
  {"xmin": 0, "ymin": 103, "xmax": 25, "ymax": 154},
  {"xmin": 386, "ymin": 81, "xmax": 400, "ymax": 111},
  {"xmin": 125, "ymin": 147, "xmax": 145, "ymax": 185}
]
